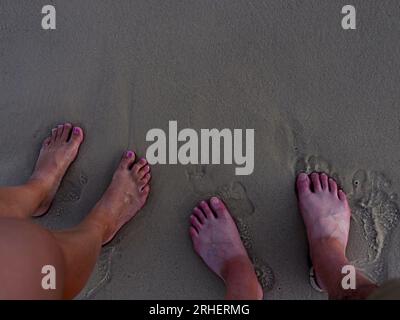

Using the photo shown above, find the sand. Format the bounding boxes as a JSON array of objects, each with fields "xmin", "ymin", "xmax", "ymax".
[{"xmin": 1, "ymin": 0, "xmax": 400, "ymax": 299}]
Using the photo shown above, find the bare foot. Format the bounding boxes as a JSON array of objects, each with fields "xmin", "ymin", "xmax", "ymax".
[
  {"xmin": 86, "ymin": 151, "xmax": 151, "ymax": 244},
  {"xmin": 296, "ymin": 172, "xmax": 351, "ymax": 289},
  {"xmin": 296, "ymin": 172, "xmax": 351, "ymax": 251},
  {"xmin": 30, "ymin": 123, "xmax": 84, "ymax": 216},
  {"xmin": 189, "ymin": 197, "xmax": 262, "ymax": 299}
]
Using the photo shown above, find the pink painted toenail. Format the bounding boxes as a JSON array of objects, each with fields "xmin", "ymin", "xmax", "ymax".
[
  {"xmin": 127, "ymin": 151, "xmax": 134, "ymax": 158},
  {"xmin": 211, "ymin": 197, "xmax": 220, "ymax": 205},
  {"xmin": 73, "ymin": 127, "xmax": 80, "ymax": 135}
]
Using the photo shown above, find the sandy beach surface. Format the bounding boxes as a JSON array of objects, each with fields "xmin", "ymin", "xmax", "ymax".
[{"xmin": 1, "ymin": 0, "xmax": 400, "ymax": 299}]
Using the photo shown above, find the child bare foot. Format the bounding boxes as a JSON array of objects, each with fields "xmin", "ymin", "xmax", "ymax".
[
  {"xmin": 86, "ymin": 151, "xmax": 151, "ymax": 244},
  {"xmin": 189, "ymin": 197, "xmax": 262, "ymax": 300},
  {"xmin": 30, "ymin": 123, "xmax": 84, "ymax": 216}
]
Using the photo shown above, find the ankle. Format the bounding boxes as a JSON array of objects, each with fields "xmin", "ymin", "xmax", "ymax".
[
  {"xmin": 222, "ymin": 255, "xmax": 263, "ymax": 300},
  {"xmin": 310, "ymin": 238, "xmax": 351, "ymax": 296},
  {"xmin": 310, "ymin": 237, "xmax": 347, "ymax": 264},
  {"xmin": 84, "ymin": 204, "xmax": 115, "ymax": 244},
  {"xmin": 27, "ymin": 176, "xmax": 53, "ymax": 197}
]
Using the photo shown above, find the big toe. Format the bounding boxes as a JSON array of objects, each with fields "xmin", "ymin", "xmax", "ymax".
[
  {"xmin": 209, "ymin": 197, "xmax": 230, "ymax": 218},
  {"xmin": 70, "ymin": 126, "xmax": 84, "ymax": 146},
  {"xmin": 119, "ymin": 150, "xmax": 136, "ymax": 169},
  {"xmin": 296, "ymin": 173, "xmax": 311, "ymax": 195}
]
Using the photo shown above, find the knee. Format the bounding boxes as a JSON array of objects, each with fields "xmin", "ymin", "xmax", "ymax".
[{"xmin": 0, "ymin": 218, "xmax": 65, "ymax": 299}]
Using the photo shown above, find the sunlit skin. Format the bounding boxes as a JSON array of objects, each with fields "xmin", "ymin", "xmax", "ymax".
[
  {"xmin": 0, "ymin": 122, "xmax": 381, "ymax": 300},
  {"xmin": 0, "ymin": 123, "xmax": 150, "ymax": 299}
]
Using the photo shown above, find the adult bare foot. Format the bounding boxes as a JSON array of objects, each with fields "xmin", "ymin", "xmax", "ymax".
[
  {"xmin": 30, "ymin": 123, "xmax": 84, "ymax": 216},
  {"xmin": 296, "ymin": 172, "xmax": 378, "ymax": 299},
  {"xmin": 296, "ymin": 172, "xmax": 351, "ymax": 252},
  {"xmin": 189, "ymin": 197, "xmax": 262, "ymax": 300},
  {"xmin": 296, "ymin": 172, "xmax": 351, "ymax": 292},
  {"xmin": 85, "ymin": 151, "xmax": 151, "ymax": 245}
]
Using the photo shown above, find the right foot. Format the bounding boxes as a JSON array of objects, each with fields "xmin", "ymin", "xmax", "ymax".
[
  {"xmin": 30, "ymin": 123, "xmax": 84, "ymax": 216},
  {"xmin": 189, "ymin": 197, "xmax": 262, "ymax": 299},
  {"xmin": 87, "ymin": 151, "xmax": 151, "ymax": 244},
  {"xmin": 296, "ymin": 172, "xmax": 351, "ymax": 251},
  {"xmin": 296, "ymin": 172, "xmax": 351, "ymax": 288}
]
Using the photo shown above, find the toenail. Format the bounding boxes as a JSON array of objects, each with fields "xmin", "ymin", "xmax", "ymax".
[
  {"xmin": 73, "ymin": 127, "xmax": 80, "ymax": 135},
  {"xmin": 298, "ymin": 173, "xmax": 307, "ymax": 180},
  {"xmin": 127, "ymin": 151, "xmax": 134, "ymax": 158},
  {"xmin": 211, "ymin": 197, "xmax": 220, "ymax": 205}
]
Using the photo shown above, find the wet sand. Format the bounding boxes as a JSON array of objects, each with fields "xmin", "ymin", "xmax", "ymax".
[{"xmin": 1, "ymin": 0, "xmax": 400, "ymax": 299}]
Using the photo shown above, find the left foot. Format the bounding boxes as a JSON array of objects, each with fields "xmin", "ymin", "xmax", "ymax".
[
  {"xmin": 30, "ymin": 123, "xmax": 84, "ymax": 216},
  {"xmin": 189, "ymin": 197, "xmax": 263, "ymax": 299}
]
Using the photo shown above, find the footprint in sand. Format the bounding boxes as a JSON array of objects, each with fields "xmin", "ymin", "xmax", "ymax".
[
  {"xmin": 235, "ymin": 217, "xmax": 275, "ymax": 291},
  {"xmin": 38, "ymin": 172, "xmax": 88, "ymax": 227},
  {"xmin": 80, "ymin": 246, "xmax": 116, "ymax": 299},
  {"xmin": 294, "ymin": 155, "xmax": 341, "ymax": 185},
  {"xmin": 186, "ymin": 165, "xmax": 274, "ymax": 292},
  {"xmin": 349, "ymin": 170, "xmax": 400, "ymax": 282},
  {"xmin": 186, "ymin": 165, "xmax": 255, "ymax": 218},
  {"xmin": 57, "ymin": 172, "xmax": 88, "ymax": 203},
  {"xmin": 295, "ymin": 155, "xmax": 400, "ymax": 283}
]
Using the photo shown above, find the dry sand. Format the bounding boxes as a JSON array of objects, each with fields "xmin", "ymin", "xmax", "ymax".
[{"xmin": 1, "ymin": 0, "xmax": 400, "ymax": 299}]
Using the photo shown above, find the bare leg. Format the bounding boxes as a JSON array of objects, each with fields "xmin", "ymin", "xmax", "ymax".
[
  {"xmin": 0, "ymin": 218, "xmax": 65, "ymax": 299},
  {"xmin": 189, "ymin": 197, "xmax": 263, "ymax": 300},
  {"xmin": 0, "ymin": 123, "xmax": 83, "ymax": 218},
  {"xmin": 53, "ymin": 151, "xmax": 151, "ymax": 298},
  {"xmin": 296, "ymin": 172, "xmax": 379, "ymax": 299},
  {"xmin": 0, "ymin": 149, "xmax": 151, "ymax": 299}
]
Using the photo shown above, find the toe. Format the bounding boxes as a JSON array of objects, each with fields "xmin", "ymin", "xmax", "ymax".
[
  {"xmin": 320, "ymin": 173, "xmax": 329, "ymax": 190},
  {"xmin": 133, "ymin": 158, "xmax": 148, "ymax": 173},
  {"xmin": 141, "ymin": 173, "xmax": 151, "ymax": 185},
  {"xmin": 138, "ymin": 165, "xmax": 151, "ymax": 179},
  {"xmin": 329, "ymin": 178, "xmax": 338, "ymax": 194},
  {"xmin": 200, "ymin": 201, "xmax": 215, "ymax": 219},
  {"xmin": 338, "ymin": 189, "xmax": 347, "ymax": 202},
  {"xmin": 311, "ymin": 172, "xmax": 322, "ymax": 192},
  {"xmin": 70, "ymin": 127, "xmax": 84, "ymax": 145},
  {"xmin": 61, "ymin": 123, "xmax": 72, "ymax": 141},
  {"xmin": 140, "ymin": 184, "xmax": 150, "ymax": 196},
  {"xmin": 51, "ymin": 128, "xmax": 58, "ymax": 142},
  {"xmin": 56, "ymin": 124, "xmax": 64, "ymax": 140},
  {"xmin": 119, "ymin": 150, "xmax": 136, "ymax": 169},
  {"xmin": 42, "ymin": 137, "xmax": 51, "ymax": 147},
  {"xmin": 189, "ymin": 226, "xmax": 199, "ymax": 239},
  {"xmin": 209, "ymin": 197, "xmax": 229, "ymax": 218},
  {"xmin": 193, "ymin": 207, "xmax": 205, "ymax": 223},
  {"xmin": 296, "ymin": 173, "xmax": 311, "ymax": 195},
  {"xmin": 190, "ymin": 215, "xmax": 202, "ymax": 232}
]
